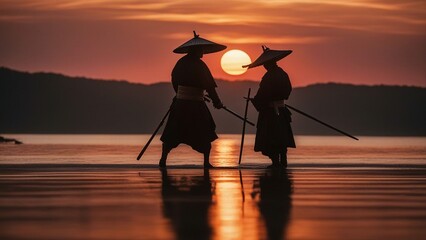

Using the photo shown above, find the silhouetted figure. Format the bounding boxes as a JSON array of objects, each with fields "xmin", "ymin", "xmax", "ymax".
[
  {"xmin": 0, "ymin": 136, "xmax": 22, "ymax": 144},
  {"xmin": 252, "ymin": 169, "xmax": 293, "ymax": 240},
  {"xmin": 160, "ymin": 169, "xmax": 214, "ymax": 240},
  {"xmin": 243, "ymin": 46, "xmax": 295, "ymax": 168},
  {"xmin": 160, "ymin": 31, "xmax": 226, "ymax": 168}
]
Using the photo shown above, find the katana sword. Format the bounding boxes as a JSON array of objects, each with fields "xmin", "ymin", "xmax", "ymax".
[
  {"xmin": 244, "ymin": 97, "xmax": 358, "ymax": 141},
  {"xmin": 204, "ymin": 95, "xmax": 255, "ymax": 126},
  {"xmin": 285, "ymin": 104, "xmax": 359, "ymax": 140},
  {"xmin": 136, "ymin": 103, "xmax": 173, "ymax": 160}
]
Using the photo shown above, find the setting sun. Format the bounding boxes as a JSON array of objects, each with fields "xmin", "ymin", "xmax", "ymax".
[{"xmin": 220, "ymin": 50, "xmax": 251, "ymax": 75}]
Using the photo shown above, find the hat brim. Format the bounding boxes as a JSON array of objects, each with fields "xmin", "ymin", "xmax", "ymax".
[
  {"xmin": 243, "ymin": 50, "xmax": 292, "ymax": 68},
  {"xmin": 173, "ymin": 37, "xmax": 227, "ymax": 54}
]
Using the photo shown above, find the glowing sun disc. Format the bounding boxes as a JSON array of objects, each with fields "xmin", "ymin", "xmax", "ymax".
[{"xmin": 221, "ymin": 49, "xmax": 251, "ymax": 75}]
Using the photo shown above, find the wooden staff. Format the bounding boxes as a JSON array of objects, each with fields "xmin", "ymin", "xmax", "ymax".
[
  {"xmin": 136, "ymin": 104, "xmax": 172, "ymax": 160},
  {"xmin": 239, "ymin": 88, "xmax": 251, "ymax": 165}
]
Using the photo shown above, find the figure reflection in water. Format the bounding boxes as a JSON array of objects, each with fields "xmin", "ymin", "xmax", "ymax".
[
  {"xmin": 160, "ymin": 169, "xmax": 214, "ymax": 240},
  {"xmin": 252, "ymin": 169, "xmax": 293, "ymax": 240}
]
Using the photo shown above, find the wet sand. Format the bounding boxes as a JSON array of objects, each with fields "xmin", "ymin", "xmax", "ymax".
[{"xmin": 1, "ymin": 165, "xmax": 425, "ymax": 240}]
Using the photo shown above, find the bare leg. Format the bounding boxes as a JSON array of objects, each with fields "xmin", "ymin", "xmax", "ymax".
[
  {"xmin": 280, "ymin": 149, "xmax": 288, "ymax": 169},
  {"xmin": 159, "ymin": 143, "xmax": 172, "ymax": 168},
  {"xmin": 203, "ymin": 145, "xmax": 214, "ymax": 169},
  {"xmin": 267, "ymin": 153, "xmax": 280, "ymax": 168}
]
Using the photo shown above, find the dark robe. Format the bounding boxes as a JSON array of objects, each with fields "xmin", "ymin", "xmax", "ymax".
[
  {"xmin": 161, "ymin": 54, "xmax": 219, "ymax": 153},
  {"xmin": 252, "ymin": 65, "xmax": 296, "ymax": 156}
]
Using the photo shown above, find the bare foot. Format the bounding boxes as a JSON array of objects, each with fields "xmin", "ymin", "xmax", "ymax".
[
  {"xmin": 204, "ymin": 163, "xmax": 214, "ymax": 169},
  {"xmin": 266, "ymin": 163, "xmax": 280, "ymax": 169},
  {"xmin": 280, "ymin": 157, "xmax": 287, "ymax": 168},
  {"xmin": 159, "ymin": 159, "xmax": 166, "ymax": 168}
]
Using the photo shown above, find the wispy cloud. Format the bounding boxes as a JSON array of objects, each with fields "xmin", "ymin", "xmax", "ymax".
[
  {"xmin": 116, "ymin": 12, "xmax": 280, "ymax": 25},
  {"xmin": 0, "ymin": 15, "xmax": 32, "ymax": 21},
  {"xmin": 252, "ymin": 0, "xmax": 401, "ymax": 10},
  {"xmin": 166, "ymin": 32, "xmax": 326, "ymax": 44},
  {"xmin": 0, "ymin": 0, "xmax": 425, "ymax": 36}
]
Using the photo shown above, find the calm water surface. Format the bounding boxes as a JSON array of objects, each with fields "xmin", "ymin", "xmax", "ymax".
[
  {"xmin": 1, "ymin": 135, "xmax": 425, "ymax": 240},
  {"xmin": 1, "ymin": 167, "xmax": 425, "ymax": 240},
  {"xmin": 1, "ymin": 134, "xmax": 425, "ymax": 166}
]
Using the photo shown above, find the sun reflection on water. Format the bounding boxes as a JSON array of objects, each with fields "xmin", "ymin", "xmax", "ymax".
[
  {"xmin": 210, "ymin": 171, "xmax": 261, "ymax": 240},
  {"xmin": 212, "ymin": 139, "xmax": 240, "ymax": 167}
]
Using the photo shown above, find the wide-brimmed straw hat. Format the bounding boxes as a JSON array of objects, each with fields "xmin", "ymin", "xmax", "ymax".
[
  {"xmin": 243, "ymin": 46, "xmax": 292, "ymax": 68},
  {"xmin": 173, "ymin": 31, "xmax": 227, "ymax": 54}
]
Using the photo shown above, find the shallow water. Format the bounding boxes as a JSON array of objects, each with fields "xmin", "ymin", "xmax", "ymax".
[
  {"xmin": 1, "ymin": 167, "xmax": 425, "ymax": 240},
  {"xmin": 1, "ymin": 134, "xmax": 425, "ymax": 167},
  {"xmin": 1, "ymin": 135, "xmax": 426, "ymax": 239}
]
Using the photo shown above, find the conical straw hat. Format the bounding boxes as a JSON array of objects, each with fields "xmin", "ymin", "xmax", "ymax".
[
  {"xmin": 243, "ymin": 46, "xmax": 292, "ymax": 68},
  {"xmin": 173, "ymin": 31, "xmax": 227, "ymax": 54}
]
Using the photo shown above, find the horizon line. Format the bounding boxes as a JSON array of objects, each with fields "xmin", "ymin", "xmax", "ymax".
[{"xmin": 1, "ymin": 65, "xmax": 425, "ymax": 89}]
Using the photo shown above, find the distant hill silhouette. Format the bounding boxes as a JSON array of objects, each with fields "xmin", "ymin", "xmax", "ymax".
[{"xmin": 1, "ymin": 67, "xmax": 425, "ymax": 136}]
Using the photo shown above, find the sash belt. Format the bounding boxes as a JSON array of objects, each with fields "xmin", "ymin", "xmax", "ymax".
[
  {"xmin": 176, "ymin": 85, "xmax": 204, "ymax": 101},
  {"xmin": 269, "ymin": 100, "xmax": 286, "ymax": 115}
]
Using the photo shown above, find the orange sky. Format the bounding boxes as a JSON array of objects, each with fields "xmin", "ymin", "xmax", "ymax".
[{"xmin": 0, "ymin": 0, "xmax": 425, "ymax": 86}]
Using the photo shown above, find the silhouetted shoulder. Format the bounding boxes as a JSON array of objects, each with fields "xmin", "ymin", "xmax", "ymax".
[
  {"xmin": 262, "ymin": 67, "xmax": 289, "ymax": 84},
  {"xmin": 172, "ymin": 55, "xmax": 216, "ymax": 90}
]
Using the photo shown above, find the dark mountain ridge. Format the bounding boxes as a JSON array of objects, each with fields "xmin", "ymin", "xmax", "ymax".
[{"xmin": 1, "ymin": 67, "xmax": 425, "ymax": 136}]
